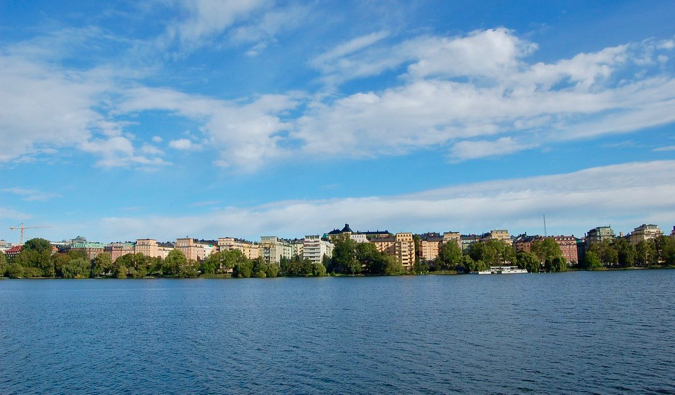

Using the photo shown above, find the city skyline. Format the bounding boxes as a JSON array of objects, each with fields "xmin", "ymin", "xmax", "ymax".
[{"xmin": 1, "ymin": 1, "xmax": 674, "ymax": 242}]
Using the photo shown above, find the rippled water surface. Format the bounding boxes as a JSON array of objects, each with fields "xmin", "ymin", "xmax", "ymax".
[{"xmin": 1, "ymin": 271, "xmax": 674, "ymax": 394}]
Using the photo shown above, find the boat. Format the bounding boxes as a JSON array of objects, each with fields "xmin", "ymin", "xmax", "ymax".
[{"xmin": 475, "ymin": 266, "xmax": 528, "ymax": 274}]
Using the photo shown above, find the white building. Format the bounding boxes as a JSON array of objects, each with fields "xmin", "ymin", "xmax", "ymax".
[
  {"xmin": 260, "ymin": 236, "xmax": 292, "ymax": 264},
  {"xmin": 303, "ymin": 235, "xmax": 334, "ymax": 264}
]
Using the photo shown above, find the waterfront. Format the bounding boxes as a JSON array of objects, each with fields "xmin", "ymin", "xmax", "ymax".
[{"xmin": 1, "ymin": 270, "xmax": 674, "ymax": 394}]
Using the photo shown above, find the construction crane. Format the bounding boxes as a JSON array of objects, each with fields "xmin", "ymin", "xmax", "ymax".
[{"xmin": 9, "ymin": 223, "xmax": 53, "ymax": 245}]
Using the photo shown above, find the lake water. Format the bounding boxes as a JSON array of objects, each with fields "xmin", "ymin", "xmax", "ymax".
[{"xmin": 1, "ymin": 271, "xmax": 674, "ymax": 394}]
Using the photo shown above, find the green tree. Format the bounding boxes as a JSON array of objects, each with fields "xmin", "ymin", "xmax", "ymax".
[
  {"xmin": 178, "ymin": 259, "xmax": 199, "ymax": 278},
  {"xmin": 15, "ymin": 249, "xmax": 53, "ymax": 277},
  {"xmin": 330, "ymin": 237, "xmax": 361, "ymax": 274},
  {"xmin": 312, "ymin": 262, "xmax": 327, "ymax": 277},
  {"xmin": 23, "ymin": 238, "xmax": 52, "ymax": 254},
  {"xmin": 265, "ymin": 263, "xmax": 280, "ymax": 278},
  {"xmin": 516, "ymin": 251, "xmax": 541, "ymax": 273},
  {"xmin": 382, "ymin": 255, "xmax": 403, "ymax": 275},
  {"xmin": 484, "ymin": 240, "xmax": 516, "ymax": 267},
  {"xmin": 588, "ymin": 240, "xmax": 618, "ymax": 267},
  {"xmin": 7, "ymin": 262, "xmax": 24, "ymax": 278},
  {"xmin": 531, "ymin": 238, "xmax": 563, "ymax": 264},
  {"xmin": 545, "ymin": 256, "xmax": 567, "ymax": 272},
  {"xmin": 661, "ymin": 235, "xmax": 675, "ymax": 266},
  {"xmin": 233, "ymin": 259, "xmax": 253, "ymax": 278},
  {"xmin": 163, "ymin": 249, "xmax": 187, "ymax": 276},
  {"xmin": 62, "ymin": 258, "xmax": 91, "ymax": 278},
  {"xmin": 635, "ymin": 240, "xmax": 655, "ymax": 267},
  {"xmin": 582, "ymin": 251, "xmax": 603, "ymax": 270},
  {"xmin": 92, "ymin": 253, "xmax": 113, "ymax": 277},
  {"xmin": 612, "ymin": 238, "xmax": 635, "ymax": 268},
  {"xmin": 436, "ymin": 241, "xmax": 462, "ymax": 271},
  {"xmin": 0, "ymin": 252, "xmax": 6, "ymax": 277}
]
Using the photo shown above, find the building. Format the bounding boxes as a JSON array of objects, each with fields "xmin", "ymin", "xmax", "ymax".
[
  {"xmin": 259, "ymin": 236, "xmax": 292, "ymax": 265},
  {"xmin": 460, "ymin": 234, "xmax": 481, "ymax": 252},
  {"xmin": 628, "ymin": 224, "xmax": 663, "ymax": 245},
  {"xmin": 418, "ymin": 233, "xmax": 443, "ymax": 261},
  {"xmin": 135, "ymin": 239, "xmax": 160, "ymax": 258},
  {"xmin": 303, "ymin": 235, "xmax": 333, "ymax": 264},
  {"xmin": 218, "ymin": 237, "xmax": 260, "ymax": 260},
  {"xmin": 481, "ymin": 230, "xmax": 511, "ymax": 243},
  {"xmin": 552, "ymin": 236, "xmax": 579, "ymax": 265},
  {"xmin": 105, "ymin": 242, "xmax": 135, "ymax": 262},
  {"xmin": 513, "ymin": 234, "xmax": 541, "ymax": 254},
  {"xmin": 371, "ymin": 232, "xmax": 416, "ymax": 270},
  {"xmin": 586, "ymin": 226, "xmax": 615, "ymax": 248},
  {"xmin": 71, "ymin": 241, "xmax": 105, "ymax": 260},
  {"xmin": 4, "ymin": 245, "xmax": 22, "ymax": 260},
  {"xmin": 176, "ymin": 238, "xmax": 215, "ymax": 261},
  {"xmin": 326, "ymin": 224, "xmax": 389, "ymax": 242}
]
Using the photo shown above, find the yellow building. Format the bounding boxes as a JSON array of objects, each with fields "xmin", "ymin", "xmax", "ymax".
[
  {"xmin": 628, "ymin": 224, "xmax": 663, "ymax": 246},
  {"xmin": 218, "ymin": 237, "xmax": 260, "ymax": 260},
  {"xmin": 372, "ymin": 232, "xmax": 416, "ymax": 270}
]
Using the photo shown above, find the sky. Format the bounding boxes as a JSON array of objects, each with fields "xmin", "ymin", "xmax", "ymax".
[{"xmin": 1, "ymin": 0, "xmax": 674, "ymax": 243}]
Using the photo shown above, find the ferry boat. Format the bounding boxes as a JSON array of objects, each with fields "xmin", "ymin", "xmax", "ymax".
[{"xmin": 476, "ymin": 266, "xmax": 528, "ymax": 274}]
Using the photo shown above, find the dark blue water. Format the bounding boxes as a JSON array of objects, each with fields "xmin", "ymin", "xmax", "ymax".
[{"xmin": 1, "ymin": 271, "xmax": 674, "ymax": 394}]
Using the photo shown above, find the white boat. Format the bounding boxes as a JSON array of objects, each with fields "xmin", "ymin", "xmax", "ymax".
[{"xmin": 475, "ymin": 266, "xmax": 527, "ymax": 274}]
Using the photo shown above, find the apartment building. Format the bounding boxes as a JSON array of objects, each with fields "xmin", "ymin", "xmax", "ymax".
[
  {"xmin": 628, "ymin": 224, "xmax": 663, "ymax": 245},
  {"xmin": 371, "ymin": 232, "xmax": 416, "ymax": 270},
  {"xmin": 259, "ymin": 236, "xmax": 292, "ymax": 264},
  {"xmin": 105, "ymin": 242, "xmax": 134, "ymax": 262},
  {"xmin": 176, "ymin": 238, "xmax": 215, "ymax": 261},
  {"xmin": 218, "ymin": 237, "xmax": 260, "ymax": 260},
  {"xmin": 481, "ymin": 230, "xmax": 510, "ymax": 243},
  {"xmin": 303, "ymin": 235, "xmax": 334, "ymax": 264},
  {"xmin": 71, "ymin": 241, "xmax": 105, "ymax": 260},
  {"xmin": 586, "ymin": 226, "xmax": 615, "ymax": 248}
]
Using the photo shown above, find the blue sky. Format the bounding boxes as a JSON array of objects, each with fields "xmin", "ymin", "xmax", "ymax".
[{"xmin": 1, "ymin": 0, "xmax": 674, "ymax": 243}]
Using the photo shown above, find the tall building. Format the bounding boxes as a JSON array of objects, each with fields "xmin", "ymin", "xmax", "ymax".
[
  {"xmin": 586, "ymin": 226, "xmax": 615, "ymax": 248},
  {"xmin": 176, "ymin": 238, "xmax": 215, "ymax": 261},
  {"xmin": 481, "ymin": 230, "xmax": 510, "ymax": 243},
  {"xmin": 303, "ymin": 235, "xmax": 333, "ymax": 264},
  {"xmin": 259, "ymin": 236, "xmax": 291, "ymax": 264},
  {"xmin": 218, "ymin": 237, "xmax": 260, "ymax": 260},
  {"xmin": 135, "ymin": 239, "xmax": 159, "ymax": 258},
  {"xmin": 371, "ymin": 232, "xmax": 416, "ymax": 270},
  {"xmin": 552, "ymin": 236, "xmax": 579, "ymax": 265},
  {"xmin": 418, "ymin": 233, "xmax": 443, "ymax": 261},
  {"xmin": 105, "ymin": 242, "xmax": 134, "ymax": 262},
  {"xmin": 628, "ymin": 224, "xmax": 663, "ymax": 245},
  {"xmin": 71, "ymin": 241, "xmax": 105, "ymax": 260}
]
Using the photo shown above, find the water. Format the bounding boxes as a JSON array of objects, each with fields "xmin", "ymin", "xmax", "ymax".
[{"xmin": 1, "ymin": 271, "xmax": 674, "ymax": 394}]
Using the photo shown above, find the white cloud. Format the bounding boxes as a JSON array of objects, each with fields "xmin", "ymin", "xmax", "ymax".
[
  {"xmin": 162, "ymin": 0, "xmax": 270, "ymax": 51},
  {"xmin": 296, "ymin": 31, "xmax": 675, "ymax": 162},
  {"xmin": 654, "ymin": 145, "xmax": 675, "ymax": 152},
  {"xmin": 120, "ymin": 87, "xmax": 298, "ymax": 171},
  {"xmin": 169, "ymin": 139, "xmax": 195, "ymax": 150},
  {"xmin": 2, "ymin": 188, "xmax": 60, "ymax": 202},
  {"xmin": 152, "ymin": 136, "xmax": 163, "ymax": 143},
  {"xmin": 450, "ymin": 137, "xmax": 536, "ymax": 161},
  {"xmin": 74, "ymin": 160, "xmax": 675, "ymax": 241}
]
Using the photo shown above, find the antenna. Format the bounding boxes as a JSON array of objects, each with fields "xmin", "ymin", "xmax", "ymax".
[{"xmin": 543, "ymin": 214, "xmax": 547, "ymax": 237}]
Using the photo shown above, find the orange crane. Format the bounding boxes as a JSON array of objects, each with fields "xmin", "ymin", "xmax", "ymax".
[{"xmin": 9, "ymin": 223, "xmax": 53, "ymax": 245}]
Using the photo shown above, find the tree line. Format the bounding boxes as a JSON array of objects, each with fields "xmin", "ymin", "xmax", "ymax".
[
  {"xmin": 1, "ymin": 235, "xmax": 674, "ymax": 279},
  {"xmin": 580, "ymin": 235, "xmax": 675, "ymax": 269}
]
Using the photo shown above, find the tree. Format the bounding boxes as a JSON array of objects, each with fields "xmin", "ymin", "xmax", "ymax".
[
  {"xmin": 0, "ymin": 253, "xmax": 6, "ymax": 277},
  {"xmin": 23, "ymin": 238, "xmax": 52, "ymax": 254},
  {"xmin": 611, "ymin": 238, "xmax": 635, "ymax": 268},
  {"xmin": 635, "ymin": 240, "xmax": 655, "ymax": 267},
  {"xmin": 233, "ymin": 260, "xmax": 253, "ymax": 278},
  {"xmin": 545, "ymin": 256, "xmax": 567, "ymax": 272},
  {"xmin": 531, "ymin": 238, "xmax": 563, "ymax": 264},
  {"xmin": 7, "ymin": 262, "xmax": 24, "ymax": 278},
  {"xmin": 436, "ymin": 241, "xmax": 462, "ymax": 271},
  {"xmin": 163, "ymin": 249, "xmax": 187, "ymax": 276},
  {"xmin": 92, "ymin": 253, "xmax": 113, "ymax": 277},
  {"xmin": 62, "ymin": 258, "xmax": 91, "ymax": 279},
  {"xmin": 484, "ymin": 240, "xmax": 516, "ymax": 267},
  {"xmin": 582, "ymin": 251, "xmax": 603, "ymax": 270},
  {"xmin": 178, "ymin": 259, "xmax": 199, "ymax": 278},
  {"xmin": 312, "ymin": 262, "xmax": 326, "ymax": 277},
  {"xmin": 15, "ymin": 249, "xmax": 53, "ymax": 277},
  {"xmin": 382, "ymin": 255, "xmax": 403, "ymax": 275},
  {"xmin": 516, "ymin": 251, "xmax": 540, "ymax": 273},
  {"xmin": 330, "ymin": 237, "xmax": 361, "ymax": 274}
]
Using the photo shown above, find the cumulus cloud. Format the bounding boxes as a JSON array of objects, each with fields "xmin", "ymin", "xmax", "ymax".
[
  {"xmin": 297, "ymin": 30, "xmax": 675, "ymax": 162},
  {"xmin": 169, "ymin": 139, "xmax": 195, "ymax": 150},
  {"xmin": 73, "ymin": 160, "xmax": 675, "ymax": 242}
]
